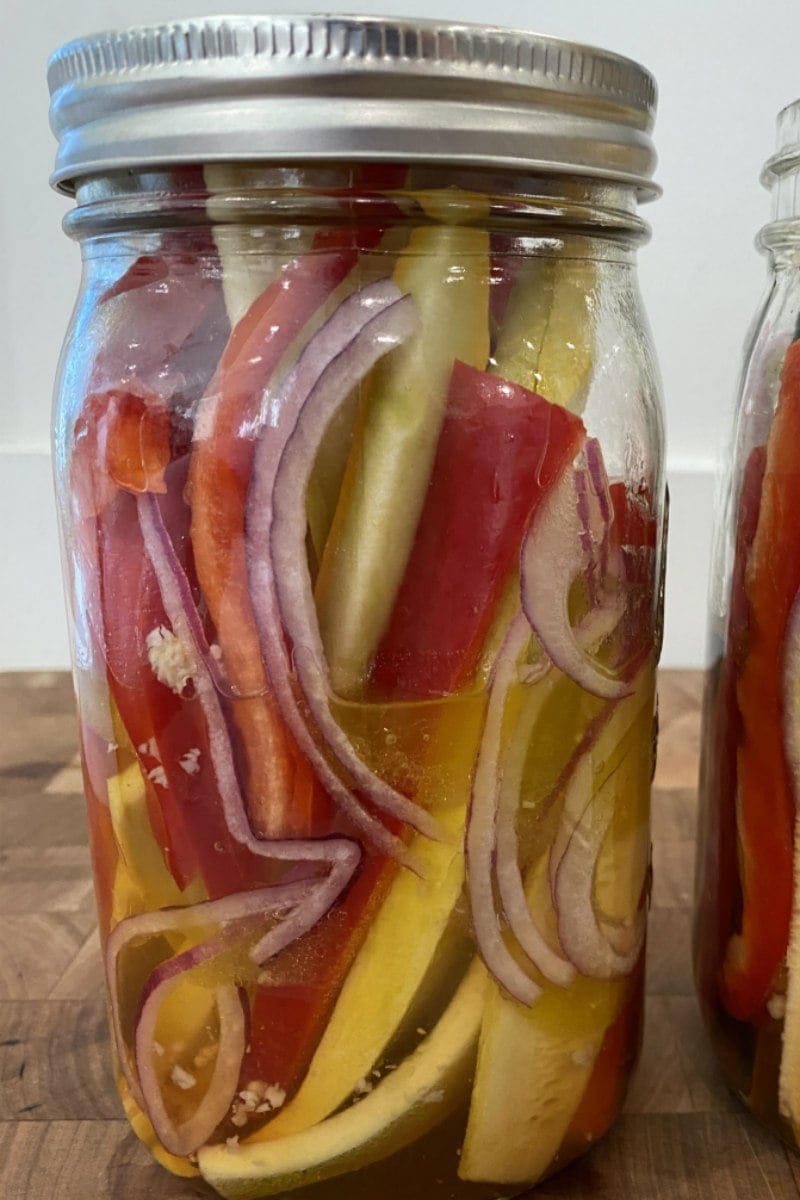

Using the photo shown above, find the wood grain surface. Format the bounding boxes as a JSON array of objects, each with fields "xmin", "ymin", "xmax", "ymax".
[{"xmin": 1, "ymin": 669, "xmax": 795, "ymax": 1199}]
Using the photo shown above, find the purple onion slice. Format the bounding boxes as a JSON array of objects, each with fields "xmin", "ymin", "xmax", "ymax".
[
  {"xmin": 520, "ymin": 448, "xmax": 631, "ymax": 701},
  {"xmin": 478, "ymin": 608, "xmax": 625, "ymax": 995},
  {"xmin": 135, "ymin": 980, "xmax": 245, "ymax": 1158},
  {"xmin": 106, "ymin": 881, "xmax": 317, "ymax": 1106},
  {"xmin": 265, "ymin": 294, "xmax": 443, "ymax": 838},
  {"xmin": 108, "ymin": 874, "xmax": 352, "ymax": 1154},
  {"xmin": 552, "ymin": 758, "xmax": 645, "ymax": 979},
  {"xmin": 244, "ymin": 284, "xmax": 444, "ymax": 863},
  {"xmin": 465, "ymin": 612, "xmax": 541, "ymax": 1005}
]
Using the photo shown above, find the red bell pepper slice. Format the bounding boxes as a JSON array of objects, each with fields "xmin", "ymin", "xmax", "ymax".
[
  {"xmin": 609, "ymin": 482, "xmax": 657, "ymax": 553},
  {"xmin": 695, "ymin": 445, "xmax": 765, "ymax": 1010},
  {"xmin": 720, "ymin": 340, "xmax": 800, "ymax": 1021},
  {"xmin": 97, "ymin": 474, "xmax": 276, "ymax": 897},
  {"xmin": 73, "ymin": 389, "xmax": 270, "ymax": 896},
  {"xmin": 240, "ymin": 846, "xmax": 396, "ymax": 1093},
  {"xmin": 370, "ymin": 360, "xmax": 585, "ymax": 699},
  {"xmin": 71, "ymin": 251, "xmax": 262, "ymax": 896}
]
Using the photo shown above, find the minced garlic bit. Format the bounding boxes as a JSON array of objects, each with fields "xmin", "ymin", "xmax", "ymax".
[
  {"xmin": 179, "ymin": 747, "xmax": 201, "ymax": 776},
  {"xmin": 768, "ymin": 994, "xmax": 787, "ymax": 1021},
  {"xmin": 353, "ymin": 1078, "xmax": 373, "ymax": 1096},
  {"xmin": 263, "ymin": 1084, "xmax": 286, "ymax": 1110},
  {"xmin": 193, "ymin": 1043, "xmax": 218, "ymax": 1070},
  {"xmin": 153, "ymin": 1040, "xmax": 165, "ymax": 1058},
  {"xmin": 416, "ymin": 1027, "xmax": 427, "ymax": 1037},
  {"xmin": 226, "ymin": 1136, "xmax": 240, "ymax": 1152},
  {"xmin": 230, "ymin": 1080, "xmax": 287, "ymax": 1127},
  {"xmin": 170, "ymin": 1065, "xmax": 197, "ymax": 1091},
  {"xmin": 137, "ymin": 737, "xmax": 158, "ymax": 759},
  {"xmin": 147, "ymin": 765, "xmax": 168, "ymax": 788},
  {"xmin": 146, "ymin": 625, "xmax": 193, "ymax": 694}
]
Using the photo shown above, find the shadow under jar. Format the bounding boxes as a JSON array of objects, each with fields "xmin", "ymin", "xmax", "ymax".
[
  {"xmin": 695, "ymin": 100, "xmax": 800, "ymax": 1147},
  {"xmin": 47, "ymin": 16, "xmax": 665, "ymax": 1199}
]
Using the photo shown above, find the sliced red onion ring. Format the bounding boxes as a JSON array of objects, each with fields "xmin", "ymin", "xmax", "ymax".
[
  {"xmin": 520, "ymin": 450, "xmax": 631, "ymax": 701},
  {"xmin": 106, "ymin": 881, "xmax": 314, "ymax": 1108},
  {"xmin": 136, "ymin": 980, "xmax": 245, "ymax": 1157},
  {"xmin": 552, "ymin": 757, "xmax": 645, "ymax": 978},
  {"xmin": 466, "ymin": 612, "xmax": 541, "ymax": 1006},
  {"xmin": 547, "ymin": 666, "xmax": 648, "ymax": 896},
  {"xmin": 251, "ymin": 278, "xmax": 402, "ymax": 468},
  {"xmin": 482, "ymin": 615, "xmax": 567, "ymax": 993},
  {"xmin": 266, "ymin": 295, "xmax": 443, "ymax": 842},
  {"xmin": 244, "ymin": 284, "xmax": 442, "ymax": 862},
  {"xmin": 108, "ymin": 873, "xmax": 351, "ymax": 1154},
  {"xmin": 486, "ymin": 606, "xmax": 624, "ymax": 993}
]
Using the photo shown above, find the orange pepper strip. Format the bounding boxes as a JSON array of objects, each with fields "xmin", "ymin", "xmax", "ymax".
[
  {"xmin": 189, "ymin": 238, "xmax": 359, "ymax": 838},
  {"xmin": 721, "ymin": 340, "xmax": 800, "ymax": 1020}
]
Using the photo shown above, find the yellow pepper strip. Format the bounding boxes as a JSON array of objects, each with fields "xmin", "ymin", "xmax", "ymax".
[
  {"xmin": 315, "ymin": 222, "xmax": 490, "ymax": 697},
  {"xmin": 493, "ymin": 255, "xmax": 597, "ymax": 413},
  {"xmin": 204, "ymin": 165, "xmax": 301, "ymax": 327},
  {"xmin": 460, "ymin": 970, "xmax": 624, "ymax": 1185}
]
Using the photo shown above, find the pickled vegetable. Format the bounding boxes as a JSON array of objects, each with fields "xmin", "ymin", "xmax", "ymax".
[{"xmin": 696, "ymin": 335, "xmax": 800, "ymax": 1149}]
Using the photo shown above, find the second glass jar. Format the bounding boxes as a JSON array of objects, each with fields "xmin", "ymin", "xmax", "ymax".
[{"xmin": 695, "ymin": 99, "xmax": 800, "ymax": 1151}]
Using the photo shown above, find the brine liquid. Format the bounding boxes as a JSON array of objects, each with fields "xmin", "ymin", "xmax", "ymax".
[{"xmin": 84, "ymin": 661, "xmax": 655, "ymax": 1196}]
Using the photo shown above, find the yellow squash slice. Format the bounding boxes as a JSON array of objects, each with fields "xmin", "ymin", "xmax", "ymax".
[
  {"xmin": 199, "ymin": 963, "xmax": 486, "ymax": 1199},
  {"xmin": 459, "ymin": 672, "xmax": 654, "ymax": 1185}
]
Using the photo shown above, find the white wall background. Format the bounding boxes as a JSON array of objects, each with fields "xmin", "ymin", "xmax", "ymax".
[{"xmin": 1, "ymin": 0, "xmax": 792, "ymax": 670}]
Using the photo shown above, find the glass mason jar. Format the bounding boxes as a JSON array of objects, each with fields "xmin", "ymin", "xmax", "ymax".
[
  {"xmin": 48, "ymin": 17, "xmax": 665, "ymax": 1198},
  {"xmin": 695, "ymin": 101, "xmax": 800, "ymax": 1146}
]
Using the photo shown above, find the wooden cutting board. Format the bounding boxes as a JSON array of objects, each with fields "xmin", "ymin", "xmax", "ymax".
[{"xmin": 1, "ymin": 669, "xmax": 796, "ymax": 1199}]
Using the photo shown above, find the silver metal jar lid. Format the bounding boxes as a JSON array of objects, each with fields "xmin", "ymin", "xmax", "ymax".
[{"xmin": 47, "ymin": 14, "xmax": 659, "ymax": 197}]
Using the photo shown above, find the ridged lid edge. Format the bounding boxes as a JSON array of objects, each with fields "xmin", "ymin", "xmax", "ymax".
[{"xmin": 47, "ymin": 14, "xmax": 657, "ymax": 120}]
